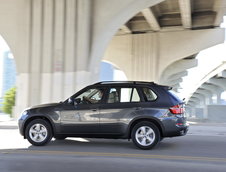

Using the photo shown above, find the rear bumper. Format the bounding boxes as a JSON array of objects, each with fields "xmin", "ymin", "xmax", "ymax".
[
  {"xmin": 177, "ymin": 124, "xmax": 189, "ymax": 136},
  {"xmin": 162, "ymin": 117, "xmax": 189, "ymax": 137},
  {"xmin": 163, "ymin": 124, "xmax": 189, "ymax": 137}
]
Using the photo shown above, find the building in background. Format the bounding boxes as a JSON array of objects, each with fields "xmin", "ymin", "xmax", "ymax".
[
  {"xmin": 99, "ymin": 62, "xmax": 114, "ymax": 81},
  {"xmin": 99, "ymin": 61, "xmax": 127, "ymax": 82},
  {"xmin": 0, "ymin": 51, "xmax": 16, "ymax": 108}
]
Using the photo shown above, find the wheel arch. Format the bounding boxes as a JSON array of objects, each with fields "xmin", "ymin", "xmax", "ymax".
[
  {"xmin": 127, "ymin": 117, "xmax": 165, "ymax": 139},
  {"xmin": 23, "ymin": 115, "xmax": 55, "ymax": 138}
]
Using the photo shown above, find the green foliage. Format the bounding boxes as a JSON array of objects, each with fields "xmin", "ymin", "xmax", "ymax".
[{"xmin": 1, "ymin": 87, "xmax": 16, "ymax": 117}]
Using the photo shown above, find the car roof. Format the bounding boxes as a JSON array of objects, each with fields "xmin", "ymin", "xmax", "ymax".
[
  {"xmin": 94, "ymin": 81, "xmax": 154, "ymax": 85},
  {"xmin": 92, "ymin": 81, "xmax": 171, "ymax": 89}
]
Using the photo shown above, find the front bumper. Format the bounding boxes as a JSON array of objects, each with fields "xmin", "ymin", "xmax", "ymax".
[{"xmin": 18, "ymin": 118, "xmax": 25, "ymax": 136}]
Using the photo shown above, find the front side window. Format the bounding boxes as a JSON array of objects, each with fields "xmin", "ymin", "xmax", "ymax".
[
  {"xmin": 107, "ymin": 87, "xmax": 140, "ymax": 103},
  {"xmin": 142, "ymin": 87, "xmax": 157, "ymax": 101},
  {"xmin": 75, "ymin": 88, "xmax": 104, "ymax": 104}
]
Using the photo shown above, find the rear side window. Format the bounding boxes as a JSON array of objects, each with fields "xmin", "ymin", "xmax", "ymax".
[
  {"xmin": 121, "ymin": 88, "xmax": 140, "ymax": 102},
  {"xmin": 107, "ymin": 87, "xmax": 140, "ymax": 103},
  {"xmin": 142, "ymin": 87, "xmax": 157, "ymax": 101}
]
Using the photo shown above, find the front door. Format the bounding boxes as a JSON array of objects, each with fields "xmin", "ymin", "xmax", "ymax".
[{"xmin": 60, "ymin": 87, "xmax": 105, "ymax": 134}]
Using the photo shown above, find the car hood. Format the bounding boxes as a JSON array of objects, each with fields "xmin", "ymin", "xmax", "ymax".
[{"xmin": 28, "ymin": 103, "xmax": 60, "ymax": 110}]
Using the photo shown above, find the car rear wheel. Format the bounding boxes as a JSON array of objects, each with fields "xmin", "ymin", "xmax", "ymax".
[
  {"xmin": 131, "ymin": 121, "xmax": 160, "ymax": 149},
  {"xmin": 25, "ymin": 119, "xmax": 53, "ymax": 146}
]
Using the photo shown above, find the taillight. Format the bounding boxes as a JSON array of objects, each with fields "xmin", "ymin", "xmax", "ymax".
[{"xmin": 169, "ymin": 104, "xmax": 184, "ymax": 114}]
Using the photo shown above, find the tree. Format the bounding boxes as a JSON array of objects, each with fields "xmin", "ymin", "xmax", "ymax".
[{"xmin": 1, "ymin": 87, "xmax": 16, "ymax": 117}]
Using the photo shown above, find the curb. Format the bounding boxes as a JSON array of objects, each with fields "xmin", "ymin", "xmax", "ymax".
[{"xmin": 0, "ymin": 120, "xmax": 18, "ymax": 129}]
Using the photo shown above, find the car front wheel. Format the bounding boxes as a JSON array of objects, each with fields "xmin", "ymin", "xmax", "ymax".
[
  {"xmin": 131, "ymin": 121, "xmax": 160, "ymax": 150},
  {"xmin": 25, "ymin": 119, "xmax": 53, "ymax": 146}
]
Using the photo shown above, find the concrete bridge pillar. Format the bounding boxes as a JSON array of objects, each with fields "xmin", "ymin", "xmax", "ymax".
[
  {"xmin": 0, "ymin": 0, "xmax": 98, "ymax": 116},
  {"xmin": 195, "ymin": 89, "xmax": 213, "ymax": 105},
  {"xmin": 201, "ymin": 83, "xmax": 224, "ymax": 104}
]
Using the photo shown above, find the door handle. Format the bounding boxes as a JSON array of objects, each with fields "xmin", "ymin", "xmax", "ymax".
[
  {"xmin": 135, "ymin": 107, "xmax": 142, "ymax": 110},
  {"xmin": 92, "ymin": 109, "xmax": 98, "ymax": 112}
]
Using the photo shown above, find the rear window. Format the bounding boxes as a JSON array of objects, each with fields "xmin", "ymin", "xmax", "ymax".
[{"xmin": 142, "ymin": 87, "xmax": 157, "ymax": 101}]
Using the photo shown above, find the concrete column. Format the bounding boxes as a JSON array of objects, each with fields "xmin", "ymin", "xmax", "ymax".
[
  {"xmin": 51, "ymin": 0, "xmax": 65, "ymax": 101},
  {"xmin": 63, "ymin": 0, "xmax": 77, "ymax": 99},
  {"xmin": 195, "ymin": 108, "xmax": 204, "ymax": 119},
  {"xmin": 13, "ymin": 0, "xmax": 32, "ymax": 116},
  {"xmin": 74, "ymin": 0, "xmax": 93, "ymax": 90},
  {"xmin": 217, "ymin": 92, "xmax": 222, "ymax": 104},
  {"xmin": 186, "ymin": 101, "xmax": 196, "ymax": 118},
  {"xmin": 12, "ymin": 0, "xmax": 95, "ymax": 117},
  {"xmin": 195, "ymin": 89, "xmax": 213, "ymax": 105},
  {"xmin": 203, "ymin": 82, "xmax": 224, "ymax": 104},
  {"xmin": 40, "ymin": 0, "xmax": 54, "ymax": 103},
  {"xmin": 29, "ymin": 0, "xmax": 43, "ymax": 106},
  {"xmin": 192, "ymin": 93, "xmax": 206, "ymax": 107},
  {"xmin": 131, "ymin": 33, "xmax": 159, "ymax": 81}
]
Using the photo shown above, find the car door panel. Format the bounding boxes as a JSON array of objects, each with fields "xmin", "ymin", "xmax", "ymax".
[
  {"xmin": 99, "ymin": 102, "xmax": 142, "ymax": 135},
  {"xmin": 60, "ymin": 104, "xmax": 100, "ymax": 134}
]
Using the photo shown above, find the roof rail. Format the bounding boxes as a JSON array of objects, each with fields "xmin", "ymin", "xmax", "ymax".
[{"xmin": 94, "ymin": 81, "xmax": 155, "ymax": 85}]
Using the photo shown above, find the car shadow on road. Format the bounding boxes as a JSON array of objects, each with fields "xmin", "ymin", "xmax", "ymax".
[{"xmin": 23, "ymin": 138, "xmax": 179, "ymax": 153}]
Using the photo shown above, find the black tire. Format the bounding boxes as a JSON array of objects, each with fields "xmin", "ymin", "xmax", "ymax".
[
  {"xmin": 25, "ymin": 119, "xmax": 53, "ymax": 146},
  {"xmin": 54, "ymin": 136, "xmax": 66, "ymax": 140},
  {"xmin": 131, "ymin": 121, "xmax": 160, "ymax": 150}
]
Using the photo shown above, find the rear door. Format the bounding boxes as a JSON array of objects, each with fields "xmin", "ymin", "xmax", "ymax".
[{"xmin": 99, "ymin": 86, "xmax": 142, "ymax": 135}]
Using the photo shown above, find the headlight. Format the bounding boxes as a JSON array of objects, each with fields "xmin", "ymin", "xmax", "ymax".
[{"xmin": 19, "ymin": 110, "xmax": 28, "ymax": 120}]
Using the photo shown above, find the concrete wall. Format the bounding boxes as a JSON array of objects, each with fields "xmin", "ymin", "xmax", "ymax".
[
  {"xmin": 207, "ymin": 105, "xmax": 226, "ymax": 122},
  {"xmin": 195, "ymin": 108, "xmax": 204, "ymax": 119}
]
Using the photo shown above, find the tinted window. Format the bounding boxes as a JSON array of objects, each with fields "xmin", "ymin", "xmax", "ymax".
[
  {"xmin": 142, "ymin": 87, "xmax": 157, "ymax": 101},
  {"xmin": 107, "ymin": 88, "xmax": 120, "ymax": 103},
  {"xmin": 107, "ymin": 87, "xmax": 140, "ymax": 103},
  {"xmin": 75, "ymin": 88, "xmax": 104, "ymax": 104},
  {"xmin": 131, "ymin": 88, "xmax": 140, "ymax": 102}
]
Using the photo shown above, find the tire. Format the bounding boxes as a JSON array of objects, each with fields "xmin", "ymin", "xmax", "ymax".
[
  {"xmin": 131, "ymin": 121, "xmax": 160, "ymax": 150},
  {"xmin": 54, "ymin": 136, "xmax": 66, "ymax": 140},
  {"xmin": 25, "ymin": 119, "xmax": 53, "ymax": 146}
]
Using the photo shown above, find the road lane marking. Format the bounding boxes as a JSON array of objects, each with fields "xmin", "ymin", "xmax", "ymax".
[{"xmin": 1, "ymin": 150, "xmax": 226, "ymax": 163}]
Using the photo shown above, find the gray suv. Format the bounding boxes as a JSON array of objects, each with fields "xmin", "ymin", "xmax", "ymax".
[{"xmin": 18, "ymin": 81, "xmax": 188, "ymax": 149}]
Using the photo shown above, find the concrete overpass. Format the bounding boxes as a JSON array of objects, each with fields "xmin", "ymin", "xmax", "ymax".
[
  {"xmin": 0, "ymin": 0, "xmax": 225, "ymax": 117},
  {"xmin": 187, "ymin": 68, "xmax": 226, "ymax": 122}
]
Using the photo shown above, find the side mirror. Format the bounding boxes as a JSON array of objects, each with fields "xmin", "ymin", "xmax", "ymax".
[
  {"xmin": 68, "ymin": 97, "xmax": 74, "ymax": 105},
  {"xmin": 68, "ymin": 97, "xmax": 81, "ymax": 105},
  {"xmin": 74, "ymin": 98, "xmax": 81, "ymax": 104}
]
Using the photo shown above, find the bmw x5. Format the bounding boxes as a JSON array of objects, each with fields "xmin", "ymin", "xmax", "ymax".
[{"xmin": 18, "ymin": 81, "xmax": 188, "ymax": 149}]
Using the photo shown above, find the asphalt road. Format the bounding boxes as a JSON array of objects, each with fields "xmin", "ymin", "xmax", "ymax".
[{"xmin": 0, "ymin": 123, "xmax": 226, "ymax": 172}]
